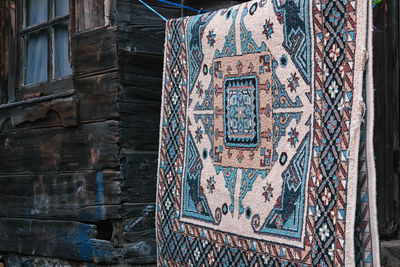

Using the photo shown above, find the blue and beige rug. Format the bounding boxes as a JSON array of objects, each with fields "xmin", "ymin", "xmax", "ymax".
[{"xmin": 156, "ymin": 0, "xmax": 379, "ymax": 266}]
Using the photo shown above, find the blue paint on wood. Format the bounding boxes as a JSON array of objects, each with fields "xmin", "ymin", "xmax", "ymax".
[
  {"xmin": 96, "ymin": 171, "xmax": 105, "ymax": 220},
  {"xmin": 78, "ymin": 223, "xmax": 94, "ymax": 261},
  {"xmin": 75, "ymin": 223, "xmax": 110, "ymax": 262}
]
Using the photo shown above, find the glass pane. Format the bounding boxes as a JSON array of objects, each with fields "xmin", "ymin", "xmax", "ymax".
[
  {"xmin": 27, "ymin": 0, "xmax": 48, "ymax": 26},
  {"xmin": 55, "ymin": 0, "xmax": 69, "ymax": 17},
  {"xmin": 25, "ymin": 30, "xmax": 48, "ymax": 85},
  {"xmin": 54, "ymin": 21, "xmax": 72, "ymax": 78}
]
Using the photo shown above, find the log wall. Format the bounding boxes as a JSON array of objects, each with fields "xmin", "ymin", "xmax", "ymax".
[{"xmin": 0, "ymin": 0, "xmax": 398, "ymax": 265}]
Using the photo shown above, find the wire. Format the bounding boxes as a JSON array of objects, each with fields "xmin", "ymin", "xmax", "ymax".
[
  {"xmin": 156, "ymin": 0, "xmax": 208, "ymax": 14},
  {"xmin": 138, "ymin": 0, "xmax": 168, "ymax": 21}
]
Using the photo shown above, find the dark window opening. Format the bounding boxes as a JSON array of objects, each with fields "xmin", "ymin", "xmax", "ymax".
[{"xmin": 20, "ymin": 0, "xmax": 72, "ymax": 86}]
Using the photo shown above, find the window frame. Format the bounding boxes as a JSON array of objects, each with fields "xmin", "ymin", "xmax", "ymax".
[{"xmin": 15, "ymin": 0, "xmax": 73, "ymax": 101}]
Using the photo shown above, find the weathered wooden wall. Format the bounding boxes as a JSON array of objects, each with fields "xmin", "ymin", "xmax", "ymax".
[
  {"xmin": 0, "ymin": 0, "xmax": 399, "ymax": 266},
  {"xmin": 373, "ymin": 0, "xmax": 400, "ymax": 241},
  {"xmin": 0, "ymin": 0, "xmax": 122, "ymax": 264},
  {"xmin": 0, "ymin": 0, "xmax": 183, "ymax": 265}
]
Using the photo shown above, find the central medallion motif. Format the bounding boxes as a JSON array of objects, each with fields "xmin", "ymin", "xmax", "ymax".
[
  {"xmin": 224, "ymin": 75, "xmax": 259, "ymax": 148},
  {"xmin": 213, "ymin": 52, "xmax": 275, "ymax": 171}
]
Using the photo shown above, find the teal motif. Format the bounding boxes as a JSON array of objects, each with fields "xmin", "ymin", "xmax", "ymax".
[
  {"xmin": 273, "ymin": 0, "xmax": 312, "ymax": 84},
  {"xmin": 216, "ymin": 166, "xmax": 238, "ymax": 214},
  {"xmin": 215, "ymin": 9, "xmax": 238, "ymax": 58},
  {"xmin": 272, "ymin": 113, "xmax": 301, "ymax": 162},
  {"xmin": 194, "ymin": 114, "xmax": 215, "ymax": 158},
  {"xmin": 240, "ymin": 7, "xmax": 266, "ymax": 54},
  {"xmin": 271, "ymin": 59, "xmax": 302, "ymax": 109},
  {"xmin": 182, "ymin": 132, "xmax": 214, "ymax": 223},
  {"xmin": 238, "ymin": 169, "xmax": 267, "ymax": 215},
  {"xmin": 194, "ymin": 70, "xmax": 214, "ymax": 111},
  {"xmin": 186, "ymin": 12, "xmax": 216, "ymax": 94},
  {"xmin": 256, "ymin": 133, "xmax": 311, "ymax": 239}
]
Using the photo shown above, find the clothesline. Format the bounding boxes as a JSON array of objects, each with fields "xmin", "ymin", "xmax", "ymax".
[
  {"xmin": 156, "ymin": 0, "xmax": 208, "ymax": 14},
  {"xmin": 138, "ymin": 0, "xmax": 208, "ymax": 22},
  {"xmin": 139, "ymin": 0, "xmax": 383, "ymax": 23},
  {"xmin": 138, "ymin": 0, "xmax": 168, "ymax": 21}
]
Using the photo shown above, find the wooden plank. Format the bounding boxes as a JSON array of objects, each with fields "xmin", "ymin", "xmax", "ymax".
[
  {"xmin": 15, "ymin": 78, "xmax": 74, "ymax": 102},
  {"xmin": 5, "ymin": 73, "xmax": 120, "ymax": 128},
  {"xmin": 0, "ymin": 171, "xmax": 121, "ymax": 221},
  {"xmin": 116, "ymin": 0, "xmax": 181, "ymax": 56},
  {"xmin": 1, "ymin": 255, "xmax": 72, "ymax": 266},
  {"xmin": 122, "ymin": 239, "xmax": 156, "ymax": 265},
  {"xmin": 75, "ymin": 0, "xmax": 105, "ymax": 32},
  {"xmin": 123, "ymin": 203, "xmax": 155, "ymax": 243},
  {"xmin": 71, "ymin": 27, "xmax": 118, "ymax": 77},
  {"xmin": 118, "ymin": 72, "xmax": 162, "ymax": 103},
  {"xmin": 75, "ymin": 72, "xmax": 120, "ymax": 122},
  {"xmin": 118, "ymin": 53, "xmax": 162, "ymax": 149},
  {"xmin": 373, "ymin": 1, "xmax": 386, "ymax": 236},
  {"xmin": 381, "ymin": 240, "xmax": 400, "ymax": 266},
  {"xmin": 6, "ymin": 0, "xmax": 16, "ymax": 103},
  {"xmin": 0, "ymin": 120, "xmax": 119, "ymax": 173},
  {"xmin": 0, "ymin": 0, "xmax": 7, "ymax": 104},
  {"xmin": 373, "ymin": 0, "xmax": 400, "ymax": 239},
  {"xmin": 382, "ymin": 2, "xmax": 395, "ymax": 236},
  {"xmin": 120, "ymin": 150, "xmax": 158, "ymax": 203},
  {"xmin": 0, "ymin": 93, "xmax": 77, "ymax": 130},
  {"xmin": 119, "ymin": 51, "xmax": 163, "ymax": 78},
  {"xmin": 0, "ymin": 218, "xmax": 119, "ymax": 263},
  {"xmin": 122, "ymin": 203, "xmax": 155, "ymax": 218},
  {"xmin": 119, "ymin": 101, "xmax": 160, "ymax": 151},
  {"xmin": 117, "ymin": 48, "xmax": 162, "ymax": 151}
]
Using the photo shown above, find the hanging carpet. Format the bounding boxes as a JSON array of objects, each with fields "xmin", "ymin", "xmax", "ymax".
[{"xmin": 156, "ymin": 0, "xmax": 379, "ymax": 265}]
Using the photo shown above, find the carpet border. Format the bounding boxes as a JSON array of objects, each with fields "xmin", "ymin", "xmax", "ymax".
[{"xmin": 344, "ymin": 1, "xmax": 371, "ymax": 266}]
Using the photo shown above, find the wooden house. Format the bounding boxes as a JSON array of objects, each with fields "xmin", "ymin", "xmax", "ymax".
[{"xmin": 0, "ymin": 0, "xmax": 398, "ymax": 265}]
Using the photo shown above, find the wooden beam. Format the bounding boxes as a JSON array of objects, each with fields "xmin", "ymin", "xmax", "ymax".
[
  {"xmin": 0, "ymin": 0, "xmax": 7, "ymax": 104},
  {"xmin": 373, "ymin": 0, "xmax": 400, "ymax": 238},
  {"xmin": 74, "ymin": 0, "xmax": 105, "ymax": 32},
  {"xmin": 0, "ymin": 120, "xmax": 119, "ymax": 173},
  {"xmin": 0, "ymin": 218, "xmax": 119, "ymax": 263},
  {"xmin": 75, "ymin": 72, "xmax": 120, "ymax": 123},
  {"xmin": 0, "ymin": 91, "xmax": 77, "ymax": 130},
  {"xmin": 120, "ymin": 150, "xmax": 157, "ymax": 203},
  {"xmin": 116, "ymin": 0, "xmax": 181, "ymax": 56},
  {"xmin": 119, "ymin": 101, "xmax": 160, "ymax": 151},
  {"xmin": 123, "ymin": 203, "xmax": 155, "ymax": 243},
  {"xmin": 0, "ymin": 171, "xmax": 121, "ymax": 221},
  {"xmin": 71, "ymin": 27, "xmax": 118, "ymax": 77}
]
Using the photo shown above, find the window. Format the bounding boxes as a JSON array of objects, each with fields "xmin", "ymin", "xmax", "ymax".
[{"xmin": 20, "ymin": 0, "xmax": 72, "ymax": 86}]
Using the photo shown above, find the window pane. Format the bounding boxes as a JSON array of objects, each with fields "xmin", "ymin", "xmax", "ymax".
[
  {"xmin": 54, "ymin": 22, "xmax": 72, "ymax": 78},
  {"xmin": 27, "ymin": 0, "xmax": 48, "ymax": 26},
  {"xmin": 55, "ymin": 0, "xmax": 69, "ymax": 17},
  {"xmin": 25, "ymin": 31, "xmax": 48, "ymax": 84}
]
